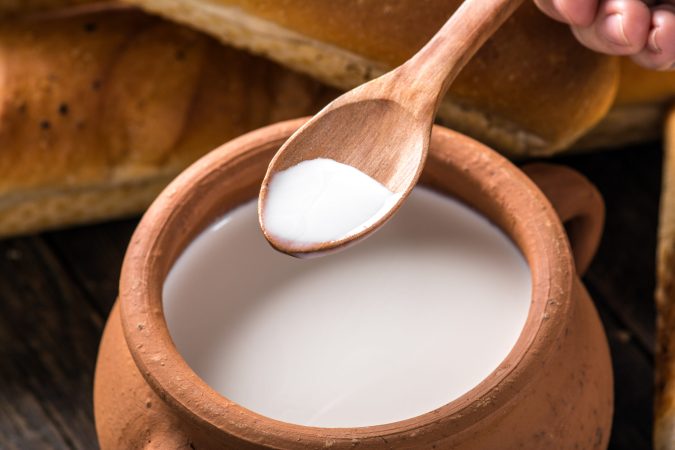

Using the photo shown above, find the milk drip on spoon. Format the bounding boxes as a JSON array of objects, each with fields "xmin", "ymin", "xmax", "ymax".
[{"xmin": 262, "ymin": 158, "xmax": 402, "ymax": 247}]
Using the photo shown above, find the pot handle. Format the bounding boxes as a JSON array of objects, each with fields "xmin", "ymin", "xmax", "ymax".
[{"xmin": 522, "ymin": 163, "xmax": 605, "ymax": 276}]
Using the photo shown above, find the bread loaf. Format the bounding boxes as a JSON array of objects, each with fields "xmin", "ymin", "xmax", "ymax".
[
  {"xmin": 0, "ymin": 7, "xmax": 335, "ymax": 237},
  {"xmin": 120, "ymin": 0, "xmax": 620, "ymax": 157},
  {"xmin": 0, "ymin": 0, "xmax": 91, "ymax": 16},
  {"xmin": 577, "ymin": 59, "xmax": 675, "ymax": 150},
  {"xmin": 1, "ymin": 1, "xmax": 673, "ymax": 238}
]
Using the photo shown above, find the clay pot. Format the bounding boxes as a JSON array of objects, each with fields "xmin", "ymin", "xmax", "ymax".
[{"xmin": 94, "ymin": 118, "xmax": 612, "ymax": 449}]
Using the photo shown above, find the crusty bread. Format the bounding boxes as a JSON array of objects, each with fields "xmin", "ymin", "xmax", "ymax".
[
  {"xmin": 656, "ymin": 107, "xmax": 675, "ymax": 450},
  {"xmin": 0, "ymin": 2, "xmax": 672, "ymax": 239},
  {"xmin": 0, "ymin": 8, "xmax": 335, "ymax": 237},
  {"xmin": 0, "ymin": 0, "xmax": 93, "ymax": 16},
  {"xmin": 617, "ymin": 60, "xmax": 675, "ymax": 106},
  {"xmin": 120, "ymin": 0, "xmax": 620, "ymax": 157},
  {"xmin": 577, "ymin": 60, "xmax": 675, "ymax": 150}
]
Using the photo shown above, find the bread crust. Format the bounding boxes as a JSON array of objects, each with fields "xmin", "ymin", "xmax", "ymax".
[
  {"xmin": 617, "ymin": 59, "xmax": 675, "ymax": 106},
  {"xmin": 122, "ymin": 0, "xmax": 620, "ymax": 156},
  {"xmin": 0, "ymin": 0, "xmax": 93, "ymax": 16},
  {"xmin": 0, "ymin": 8, "xmax": 336, "ymax": 237},
  {"xmin": 0, "ymin": 2, "xmax": 671, "ymax": 237}
]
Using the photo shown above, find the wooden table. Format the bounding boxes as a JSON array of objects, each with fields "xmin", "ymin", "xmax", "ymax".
[{"xmin": 0, "ymin": 143, "xmax": 659, "ymax": 449}]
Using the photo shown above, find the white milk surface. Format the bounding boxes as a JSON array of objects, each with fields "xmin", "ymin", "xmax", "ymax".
[
  {"xmin": 163, "ymin": 188, "xmax": 531, "ymax": 428},
  {"xmin": 262, "ymin": 158, "xmax": 402, "ymax": 244}
]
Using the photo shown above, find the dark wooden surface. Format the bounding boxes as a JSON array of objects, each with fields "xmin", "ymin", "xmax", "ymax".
[{"xmin": 0, "ymin": 142, "xmax": 661, "ymax": 449}]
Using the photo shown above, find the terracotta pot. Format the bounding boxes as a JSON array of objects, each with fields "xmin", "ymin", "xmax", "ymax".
[{"xmin": 94, "ymin": 118, "xmax": 612, "ymax": 449}]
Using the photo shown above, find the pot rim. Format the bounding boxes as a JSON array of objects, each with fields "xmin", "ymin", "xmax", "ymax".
[{"xmin": 119, "ymin": 118, "xmax": 574, "ymax": 447}]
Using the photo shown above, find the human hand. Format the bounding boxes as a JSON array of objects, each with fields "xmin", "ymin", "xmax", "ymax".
[{"xmin": 534, "ymin": 0, "xmax": 675, "ymax": 70}]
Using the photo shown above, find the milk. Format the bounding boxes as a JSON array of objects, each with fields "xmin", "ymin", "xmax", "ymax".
[
  {"xmin": 262, "ymin": 158, "xmax": 402, "ymax": 244},
  {"xmin": 163, "ymin": 188, "xmax": 531, "ymax": 428}
]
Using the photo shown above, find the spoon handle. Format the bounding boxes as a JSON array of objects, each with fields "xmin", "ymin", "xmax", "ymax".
[{"xmin": 400, "ymin": 0, "xmax": 524, "ymax": 111}]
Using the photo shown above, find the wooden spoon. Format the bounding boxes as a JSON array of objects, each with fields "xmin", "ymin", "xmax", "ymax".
[{"xmin": 259, "ymin": 0, "xmax": 523, "ymax": 257}]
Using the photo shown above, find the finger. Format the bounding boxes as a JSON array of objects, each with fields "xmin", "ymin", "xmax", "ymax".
[
  {"xmin": 534, "ymin": 0, "xmax": 599, "ymax": 26},
  {"xmin": 534, "ymin": 0, "xmax": 567, "ymax": 23},
  {"xmin": 572, "ymin": 0, "xmax": 651, "ymax": 55},
  {"xmin": 632, "ymin": 4, "xmax": 675, "ymax": 70}
]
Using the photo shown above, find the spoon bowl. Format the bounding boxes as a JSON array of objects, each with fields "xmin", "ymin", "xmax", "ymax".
[
  {"xmin": 264, "ymin": 99, "xmax": 428, "ymax": 191},
  {"xmin": 259, "ymin": 95, "xmax": 429, "ymax": 257}
]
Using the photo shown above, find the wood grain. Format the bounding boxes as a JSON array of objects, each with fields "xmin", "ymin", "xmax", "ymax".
[
  {"xmin": 44, "ymin": 220, "xmax": 136, "ymax": 316},
  {"xmin": 595, "ymin": 298, "xmax": 653, "ymax": 449},
  {"xmin": 655, "ymin": 108, "xmax": 675, "ymax": 450},
  {"xmin": 0, "ymin": 237, "xmax": 104, "ymax": 449}
]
